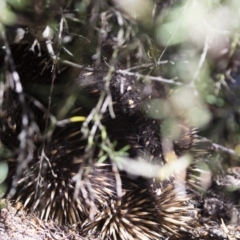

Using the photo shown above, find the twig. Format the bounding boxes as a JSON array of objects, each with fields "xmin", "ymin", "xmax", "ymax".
[{"xmin": 116, "ymin": 69, "xmax": 181, "ymax": 85}]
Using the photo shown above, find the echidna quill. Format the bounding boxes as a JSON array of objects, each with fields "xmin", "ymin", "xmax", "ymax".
[{"xmin": 154, "ymin": 181, "xmax": 197, "ymax": 239}]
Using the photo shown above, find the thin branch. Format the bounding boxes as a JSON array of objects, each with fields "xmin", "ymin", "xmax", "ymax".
[{"xmin": 116, "ymin": 69, "xmax": 181, "ymax": 85}]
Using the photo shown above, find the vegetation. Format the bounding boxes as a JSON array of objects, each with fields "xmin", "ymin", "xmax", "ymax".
[{"xmin": 0, "ymin": 0, "xmax": 240, "ymax": 239}]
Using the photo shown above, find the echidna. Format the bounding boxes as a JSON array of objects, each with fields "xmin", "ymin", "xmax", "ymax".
[
  {"xmin": 0, "ymin": 26, "xmax": 200, "ymax": 240},
  {"xmin": 81, "ymin": 176, "xmax": 196, "ymax": 240}
]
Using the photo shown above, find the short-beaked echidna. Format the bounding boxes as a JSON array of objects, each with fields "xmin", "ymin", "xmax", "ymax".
[
  {"xmin": 81, "ymin": 175, "xmax": 196, "ymax": 240},
  {"xmin": 0, "ymin": 40, "xmax": 199, "ymax": 239}
]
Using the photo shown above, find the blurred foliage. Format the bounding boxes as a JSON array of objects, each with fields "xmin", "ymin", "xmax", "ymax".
[
  {"xmin": 0, "ymin": 0, "xmax": 239, "ymax": 181},
  {"xmin": 0, "ymin": 0, "xmax": 240, "ymax": 226},
  {"xmin": 1, "ymin": 0, "xmax": 240, "ymax": 238}
]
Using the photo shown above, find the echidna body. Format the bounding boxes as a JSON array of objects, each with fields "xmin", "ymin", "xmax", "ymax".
[
  {"xmin": 81, "ymin": 176, "xmax": 196, "ymax": 240},
  {"xmin": 78, "ymin": 67, "xmax": 177, "ymax": 161},
  {"xmin": 0, "ymin": 42, "xmax": 199, "ymax": 239}
]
